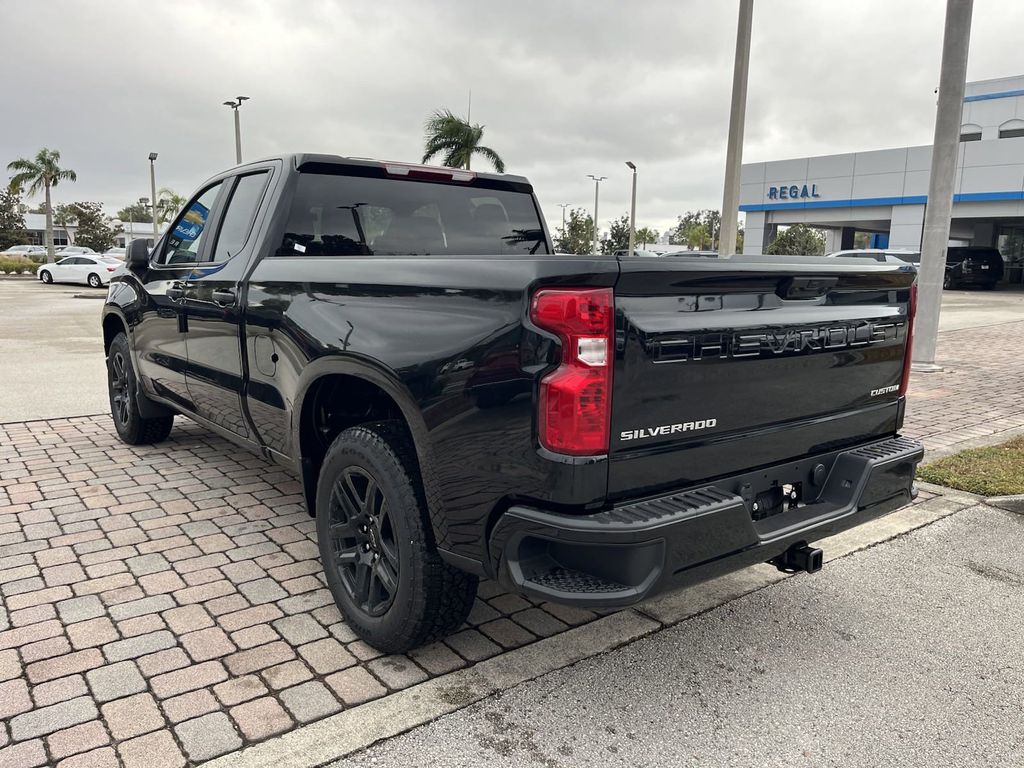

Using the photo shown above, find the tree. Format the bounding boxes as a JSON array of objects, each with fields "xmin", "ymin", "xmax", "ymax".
[
  {"xmin": 766, "ymin": 224, "xmax": 826, "ymax": 256},
  {"xmin": 7, "ymin": 148, "xmax": 77, "ymax": 262},
  {"xmin": 422, "ymin": 109, "xmax": 505, "ymax": 173},
  {"xmin": 157, "ymin": 187, "xmax": 186, "ymax": 225},
  {"xmin": 600, "ymin": 213, "xmax": 631, "ymax": 254},
  {"xmin": 635, "ymin": 226, "xmax": 659, "ymax": 248},
  {"xmin": 116, "ymin": 202, "xmax": 152, "ymax": 224},
  {"xmin": 0, "ymin": 190, "xmax": 28, "ymax": 251},
  {"xmin": 56, "ymin": 202, "xmax": 123, "ymax": 252},
  {"xmin": 667, "ymin": 209, "xmax": 720, "ymax": 250},
  {"xmin": 553, "ymin": 208, "xmax": 594, "ymax": 254}
]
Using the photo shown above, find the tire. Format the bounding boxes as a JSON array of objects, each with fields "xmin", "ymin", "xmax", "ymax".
[
  {"xmin": 316, "ymin": 421, "xmax": 477, "ymax": 653},
  {"xmin": 39, "ymin": 270, "xmax": 52, "ymax": 284},
  {"xmin": 107, "ymin": 332, "xmax": 174, "ymax": 445},
  {"xmin": 88, "ymin": 273, "xmax": 102, "ymax": 288}
]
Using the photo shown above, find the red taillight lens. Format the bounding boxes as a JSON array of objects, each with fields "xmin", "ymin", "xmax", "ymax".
[
  {"xmin": 106, "ymin": 266, "xmax": 117, "ymax": 271},
  {"xmin": 530, "ymin": 288, "xmax": 613, "ymax": 455},
  {"xmin": 898, "ymin": 281, "xmax": 917, "ymax": 396}
]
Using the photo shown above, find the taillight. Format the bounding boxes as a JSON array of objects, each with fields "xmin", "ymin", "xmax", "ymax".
[
  {"xmin": 898, "ymin": 281, "xmax": 917, "ymax": 397},
  {"xmin": 106, "ymin": 266, "xmax": 117, "ymax": 271},
  {"xmin": 530, "ymin": 287, "xmax": 614, "ymax": 455}
]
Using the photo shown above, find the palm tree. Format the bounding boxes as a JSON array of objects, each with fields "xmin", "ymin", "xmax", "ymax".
[
  {"xmin": 422, "ymin": 109, "xmax": 505, "ymax": 173},
  {"xmin": 156, "ymin": 187, "xmax": 186, "ymax": 226},
  {"xmin": 7, "ymin": 148, "xmax": 77, "ymax": 262}
]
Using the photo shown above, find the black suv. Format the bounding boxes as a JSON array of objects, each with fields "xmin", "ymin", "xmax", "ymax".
[{"xmin": 944, "ymin": 246, "xmax": 1004, "ymax": 289}]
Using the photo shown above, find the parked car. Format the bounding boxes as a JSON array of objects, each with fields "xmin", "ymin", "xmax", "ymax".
[
  {"xmin": 102, "ymin": 154, "xmax": 923, "ymax": 652},
  {"xmin": 0, "ymin": 244, "xmax": 46, "ymax": 259},
  {"xmin": 943, "ymin": 246, "xmax": 1004, "ymax": 289},
  {"xmin": 103, "ymin": 247, "xmax": 126, "ymax": 259},
  {"xmin": 827, "ymin": 249, "xmax": 920, "ymax": 265},
  {"xmin": 53, "ymin": 246, "xmax": 97, "ymax": 256},
  {"xmin": 664, "ymin": 249, "xmax": 718, "ymax": 258},
  {"xmin": 613, "ymin": 249, "xmax": 662, "ymax": 258},
  {"xmin": 38, "ymin": 254, "xmax": 121, "ymax": 287}
]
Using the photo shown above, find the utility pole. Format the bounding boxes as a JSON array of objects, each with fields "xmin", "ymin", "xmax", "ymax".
[
  {"xmin": 626, "ymin": 162, "xmax": 637, "ymax": 257},
  {"xmin": 223, "ymin": 96, "xmax": 250, "ymax": 164},
  {"xmin": 587, "ymin": 175, "xmax": 606, "ymax": 254},
  {"xmin": 913, "ymin": 0, "xmax": 974, "ymax": 371},
  {"xmin": 718, "ymin": 0, "xmax": 754, "ymax": 257},
  {"xmin": 148, "ymin": 153, "xmax": 159, "ymax": 241}
]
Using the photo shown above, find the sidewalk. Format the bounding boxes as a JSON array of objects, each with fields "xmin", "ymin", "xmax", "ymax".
[{"xmin": 904, "ymin": 319, "xmax": 1024, "ymax": 455}]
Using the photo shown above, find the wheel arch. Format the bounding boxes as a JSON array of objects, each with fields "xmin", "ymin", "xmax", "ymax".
[
  {"xmin": 101, "ymin": 309, "xmax": 129, "ymax": 355},
  {"xmin": 292, "ymin": 357, "xmax": 440, "ymax": 528}
]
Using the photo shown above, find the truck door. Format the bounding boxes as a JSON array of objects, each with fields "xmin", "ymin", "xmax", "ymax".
[
  {"xmin": 181, "ymin": 169, "xmax": 273, "ymax": 442},
  {"xmin": 134, "ymin": 181, "xmax": 227, "ymax": 411}
]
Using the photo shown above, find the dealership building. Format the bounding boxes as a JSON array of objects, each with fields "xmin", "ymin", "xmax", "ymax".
[{"xmin": 740, "ymin": 74, "xmax": 1024, "ymax": 284}]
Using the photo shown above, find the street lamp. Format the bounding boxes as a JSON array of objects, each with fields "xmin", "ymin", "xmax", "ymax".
[
  {"xmin": 625, "ymin": 162, "xmax": 637, "ymax": 257},
  {"xmin": 587, "ymin": 175, "xmax": 606, "ymax": 254},
  {"xmin": 223, "ymin": 96, "xmax": 250, "ymax": 164},
  {"xmin": 148, "ymin": 153, "xmax": 159, "ymax": 241},
  {"xmin": 557, "ymin": 203, "xmax": 570, "ymax": 233}
]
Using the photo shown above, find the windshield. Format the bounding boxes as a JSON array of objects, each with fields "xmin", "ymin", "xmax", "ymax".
[{"xmin": 277, "ymin": 172, "xmax": 549, "ymax": 257}]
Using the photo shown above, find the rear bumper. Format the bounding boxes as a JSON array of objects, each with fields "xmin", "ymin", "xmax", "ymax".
[{"xmin": 488, "ymin": 436, "xmax": 924, "ymax": 607}]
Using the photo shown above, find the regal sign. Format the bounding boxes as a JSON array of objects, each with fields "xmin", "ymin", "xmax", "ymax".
[{"xmin": 768, "ymin": 184, "xmax": 820, "ymax": 200}]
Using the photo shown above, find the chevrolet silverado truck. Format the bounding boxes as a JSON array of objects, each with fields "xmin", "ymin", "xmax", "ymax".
[{"xmin": 101, "ymin": 155, "xmax": 923, "ymax": 652}]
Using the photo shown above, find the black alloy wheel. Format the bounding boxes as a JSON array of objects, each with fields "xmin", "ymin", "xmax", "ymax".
[
  {"xmin": 109, "ymin": 350, "xmax": 132, "ymax": 427},
  {"xmin": 327, "ymin": 466, "xmax": 400, "ymax": 617}
]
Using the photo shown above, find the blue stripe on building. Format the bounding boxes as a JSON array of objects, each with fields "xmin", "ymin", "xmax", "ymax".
[{"xmin": 739, "ymin": 190, "xmax": 1024, "ymax": 212}]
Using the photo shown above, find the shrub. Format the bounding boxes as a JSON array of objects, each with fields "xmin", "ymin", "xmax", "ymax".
[{"xmin": 0, "ymin": 256, "xmax": 38, "ymax": 275}]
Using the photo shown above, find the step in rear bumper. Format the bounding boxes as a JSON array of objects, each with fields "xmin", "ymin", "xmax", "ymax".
[{"xmin": 488, "ymin": 436, "xmax": 924, "ymax": 607}]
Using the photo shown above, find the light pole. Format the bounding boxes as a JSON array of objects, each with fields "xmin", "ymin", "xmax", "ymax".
[
  {"xmin": 913, "ymin": 0, "xmax": 974, "ymax": 371},
  {"xmin": 223, "ymin": 96, "xmax": 250, "ymax": 164},
  {"xmin": 718, "ymin": 0, "xmax": 754, "ymax": 257},
  {"xmin": 587, "ymin": 175, "xmax": 606, "ymax": 254},
  {"xmin": 625, "ymin": 162, "xmax": 637, "ymax": 257},
  {"xmin": 558, "ymin": 203, "xmax": 570, "ymax": 233},
  {"xmin": 148, "ymin": 153, "xmax": 159, "ymax": 241}
]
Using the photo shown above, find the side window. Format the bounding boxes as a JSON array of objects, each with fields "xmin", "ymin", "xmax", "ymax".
[
  {"xmin": 159, "ymin": 182, "xmax": 223, "ymax": 265},
  {"xmin": 209, "ymin": 172, "xmax": 270, "ymax": 263}
]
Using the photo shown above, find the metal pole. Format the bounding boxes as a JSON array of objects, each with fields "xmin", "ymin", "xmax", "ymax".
[
  {"xmin": 234, "ymin": 108, "xmax": 242, "ymax": 164},
  {"xmin": 559, "ymin": 203, "xmax": 569, "ymax": 232},
  {"xmin": 913, "ymin": 0, "xmax": 974, "ymax": 371},
  {"xmin": 149, "ymin": 156, "xmax": 159, "ymax": 241},
  {"xmin": 718, "ymin": 0, "xmax": 754, "ymax": 258},
  {"xmin": 626, "ymin": 162, "xmax": 637, "ymax": 257},
  {"xmin": 587, "ymin": 175, "xmax": 606, "ymax": 254}
]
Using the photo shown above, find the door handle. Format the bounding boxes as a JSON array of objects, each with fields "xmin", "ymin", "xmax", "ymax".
[
  {"xmin": 212, "ymin": 289, "xmax": 236, "ymax": 305},
  {"xmin": 166, "ymin": 283, "xmax": 184, "ymax": 300}
]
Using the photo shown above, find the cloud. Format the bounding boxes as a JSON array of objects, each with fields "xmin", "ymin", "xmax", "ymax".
[{"xmin": 3, "ymin": 0, "xmax": 1021, "ymax": 236}]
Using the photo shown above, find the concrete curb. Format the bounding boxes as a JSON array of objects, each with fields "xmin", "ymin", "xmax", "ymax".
[
  {"xmin": 208, "ymin": 491, "xmax": 971, "ymax": 768},
  {"xmin": 920, "ymin": 425, "xmax": 1024, "ymax": 463},
  {"xmin": 988, "ymin": 494, "xmax": 1024, "ymax": 514}
]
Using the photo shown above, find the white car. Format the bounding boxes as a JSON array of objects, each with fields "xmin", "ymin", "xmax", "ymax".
[
  {"xmin": 37, "ymin": 255, "xmax": 122, "ymax": 288},
  {"xmin": 103, "ymin": 247, "xmax": 126, "ymax": 259},
  {"xmin": 1, "ymin": 245, "xmax": 46, "ymax": 259}
]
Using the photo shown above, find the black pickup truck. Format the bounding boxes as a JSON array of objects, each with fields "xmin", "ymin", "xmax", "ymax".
[{"xmin": 102, "ymin": 155, "xmax": 923, "ymax": 651}]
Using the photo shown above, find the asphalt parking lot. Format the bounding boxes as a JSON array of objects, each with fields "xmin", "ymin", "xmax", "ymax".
[
  {"xmin": 0, "ymin": 279, "xmax": 107, "ymax": 423},
  {"xmin": 336, "ymin": 501, "xmax": 1024, "ymax": 768},
  {"xmin": 1, "ymin": 277, "xmax": 1023, "ymax": 767}
]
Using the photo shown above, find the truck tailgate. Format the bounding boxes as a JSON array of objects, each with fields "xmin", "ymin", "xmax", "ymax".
[{"xmin": 608, "ymin": 256, "xmax": 916, "ymax": 500}]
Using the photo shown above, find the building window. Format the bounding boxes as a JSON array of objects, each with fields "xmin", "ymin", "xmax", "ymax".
[
  {"xmin": 999, "ymin": 119, "xmax": 1024, "ymax": 139},
  {"xmin": 959, "ymin": 123, "xmax": 982, "ymax": 141}
]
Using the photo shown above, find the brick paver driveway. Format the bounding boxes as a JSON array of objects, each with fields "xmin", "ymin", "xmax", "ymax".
[{"xmin": 1, "ymin": 319, "xmax": 1022, "ymax": 767}]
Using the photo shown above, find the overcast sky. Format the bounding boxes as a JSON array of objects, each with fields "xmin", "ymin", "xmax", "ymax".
[{"xmin": 4, "ymin": 0, "xmax": 1023, "ymax": 236}]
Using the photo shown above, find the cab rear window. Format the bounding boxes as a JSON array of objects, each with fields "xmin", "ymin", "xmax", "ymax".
[{"xmin": 276, "ymin": 173, "xmax": 548, "ymax": 257}]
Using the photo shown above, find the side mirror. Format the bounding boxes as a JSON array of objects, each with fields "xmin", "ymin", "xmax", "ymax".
[{"xmin": 127, "ymin": 239, "xmax": 151, "ymax": 270}]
